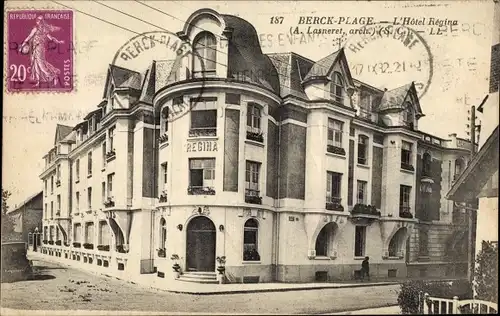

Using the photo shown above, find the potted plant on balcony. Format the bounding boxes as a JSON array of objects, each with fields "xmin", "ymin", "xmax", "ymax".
[
  {"xmin": 104, "ymin": 197, "xmax": 115, "ymax": 208},
  {"xmin": 106, "ymin": 149, "xmax": 116, "ymax": 160},
  {"xmin": 83, "ymin": 243, "xmax": 94, "ymax": 250},
  {"xmin": 159, "ymin": 191, "xmax": 168, "ymax": 203},
  {"xmin": 216, "ymin": 256, "xmax": 226, "ymax": 284},
  {"xmin": 157, "ymin": 248, "xmax": 166, "ymax": 258},
  {"xmin": 171, "ymin": 254, "xmax": 181, "ymax": 278},
  {"xmin": 159, "ymin": 133, "xmax": 169, "ymax": 144},
  {"xmin": 97, "ymin": 244, "xmax": 110, "ymax": 251},
  {"xmin": 43, "ymin": 240, "xmax": 48, "ymax": 244},
  {"xmin": 73, "ymin": 242, "xmax": 81, "ymax": 248},
  {"xmin": 55, "ymin": 240, "xmax": 62, "ymax": 246},
  {"xmin": 48, "ymin": 240, "xmax": 54, "ymax": 245}
]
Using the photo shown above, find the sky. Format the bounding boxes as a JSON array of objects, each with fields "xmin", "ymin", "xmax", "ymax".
[{"xmin": 3, "ymin": 0, "xmax": 496, "ymax": 207}]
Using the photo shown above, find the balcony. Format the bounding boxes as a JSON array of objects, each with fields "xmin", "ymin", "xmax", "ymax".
[
  {"xmin": 83, "ymin": 243, "xmax": 94, "ymax": 250},
  {"xmin": 401, "ymin": 162, "xmax": 415, "ymax": 172},
  {"xmin": 104, "ymin": 197, "xmax": 115, "ymax": 208},
  {"xmin": 351, "ymin": 204, "xmax": 381, "ymax": 217},
  {"xmin": 159, "ymin": 192, "xmax": 168, "ymax": 203},
  {"xmin": 106, "ymin": 149, "xmax": 116, "ymax": 162},
  {"xmin": 189, "ymin": 127, "xmax": 216, "ymax": 137},
  {"xmin": 399, "ymin": 206, "xmax": 414, "ymax": 219},
  {"xmin": 159, "ymin": 133, "xmax": 169, "ymax": 145},
  {"xmin": 327, "ymin": 145, "xmax": 346, "ymax": 156},
  {"xmin": 97, "ymin": 244, "xmax": 110, "ymax": 251},
  {"xmin": 245, "ymin": 189, "xmax": 262, "ymax": 205},
  {"xmin": 326, "ymin": 197, "xmax": 344, "ymax": 212},
  {"xmin": 187, "ymin": 186, "xmax": 216, "ymax": 195},
  {"xmin": 246, "ymin": 131, "xmax": 264, "ymax": 143},
  {"xmin": 358, "ymin": 109, "xmax": 372, "ymax": 121}
]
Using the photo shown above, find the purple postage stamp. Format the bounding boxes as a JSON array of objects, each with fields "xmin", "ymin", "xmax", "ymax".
[{"xmin": 7, "ymin": 10, "xmax": 73, "ymax": 93}]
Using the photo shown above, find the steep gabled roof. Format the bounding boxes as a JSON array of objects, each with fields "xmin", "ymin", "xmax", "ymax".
[
  {"xmin": 267, "ymin": 52, "xmax": 313, "ymax": 99},
  {"xmin": 54, "ymin": 124, "xmax": 74, "ymax": 145},
  {"xmin": 302, "ymin": 48, "xmax": 355, "ymax": 87},
  {"xmin": 447, "ymin": 125, "xmax": 499, "ymax": 201},
  {"xmin": 375, "ymin": 82, "xmax": 424, "ymax": 117},
  {"xmin": 7, "ymin": 191, "xmax": 43, "ymax": 214},
  {"xmin": 102, "ymin": 64, "xmax": 143, "ymax": 98}
]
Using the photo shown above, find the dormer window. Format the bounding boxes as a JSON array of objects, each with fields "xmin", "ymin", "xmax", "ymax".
[
  {"xmin": 359, "ymin": 90, "xmax": 372, "ymax": 119},
  {"xmin": 193, "ymin": 31, "xmax": 217, "ymax": 77},
  {"xmin": 403, "ymin": 102, "xmax": 414, "ymax": 128},
  {"xmin": 422, "ymin": 152, "xmax": 432, "ymax": 177},
  {"xmin": 108, "ymin": 84, "xmax": 115, "ymax": 111},
  {"xmin": 330, "ymin": 72, "xmax": 344, "ymax": 103}
]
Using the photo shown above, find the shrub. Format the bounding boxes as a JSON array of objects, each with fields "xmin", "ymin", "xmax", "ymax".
[
  {"xmin": 397, "ymin": 280, "xmax": 473, "ymax": 314},
  {"xmin": 474, "ymin": 241, "xmax": 498, "ymax": 304}
]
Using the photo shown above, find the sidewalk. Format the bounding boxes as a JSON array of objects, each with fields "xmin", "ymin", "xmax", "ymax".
[
  {"xmin": 329, "ymin": 305, "xmax": 401, "ymax": 315},
  {"xmin": 26, "ymin": 251, "xmax": 455, "ymax": 296}
]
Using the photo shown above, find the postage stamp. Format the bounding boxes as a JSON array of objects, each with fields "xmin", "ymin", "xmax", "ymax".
[{"xmin": 6, "ymin": 10, "xmax": 73, "ymax": 93}]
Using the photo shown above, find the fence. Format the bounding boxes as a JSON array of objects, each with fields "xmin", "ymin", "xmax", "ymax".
[{"xmin": 421, "ymin": 292, "xmax": 498, "ymax": 314}]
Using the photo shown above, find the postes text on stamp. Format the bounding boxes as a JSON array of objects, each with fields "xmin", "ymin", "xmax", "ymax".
[{"xmin": 7, "ymin": 10, "xmax": 73, "ymax": 93}]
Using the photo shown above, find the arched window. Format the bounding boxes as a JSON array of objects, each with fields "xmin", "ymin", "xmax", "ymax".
[
  {"xmin": 330, "ymin": 72, "xmax": 344, "ymax": 103},
  {"xmin": 403, "ymin": 102, "xmax": 414, "ymax": 128},
  {"xmin": 419, "ymin": 228, "xmax": 429, "ymax": 257},
  {"xmin": 315, "ymin": 223, "xmax": 336, "ymax": 257},
  {"xmin": 388, "ymin": 227, "xmax": 407, "ymax": 257},
  {"xmin": 243, "ymin": 219, "xmax": 260, "ymax": 261},
  {"xmin": 193, "ymin": 32, "xmax": 217, "ymax": 76},
  {"xmin": 159, "ymin": 218, "xmax": 167, "ymax": 256},
  {"xmin": 357, "ymin": 135, "xmax": 369, "ymax": 165},
  {"xmin": 422, "ymin": 152, "xmax": 432, "ymax": 176},
  {"xmin": 454, "ymin": 158, "xmax": 464, "ymax": 180}
]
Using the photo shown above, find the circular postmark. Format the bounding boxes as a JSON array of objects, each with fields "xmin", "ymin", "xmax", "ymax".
[
  {"xmin": 342, "ymin": 22, "xmax": 433, "ymax": 100},
  {"xmin": 111, "ymin": 30, "xmax": 206, "ymax": 122}
]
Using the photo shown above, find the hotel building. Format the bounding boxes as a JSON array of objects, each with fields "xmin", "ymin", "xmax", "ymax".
[{"xmin": 38, "ymin": 8, "xmax": 474, "ymax": 284}]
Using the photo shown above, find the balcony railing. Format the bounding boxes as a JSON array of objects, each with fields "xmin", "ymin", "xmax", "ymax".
[
  {"xmin": 401, "ymin": 162, "xmax": 415, "ymax": 171},
  {"xmin": 48, "ymin": 240, "xmax": 54, "ymax": 245},
  {"xmin": 104, "ymin": 197, "xmax": 115, "ymax": 208},
  {"xmin": 187, "ymin": 186, "xmax": 216, "ymax": 195},
  {"xmin": 399, "ymin": 206, "xmax": 414, "ymax": 218},
  {"xmin": 246, "ymin": 131, "xmax": 264, "ymax": 143},
  {"xmin": 189, "ymin": 127, "xmax": 216, "ymax": 137},
  {"xmin": 327, "ymin": 145, "xmax": 346, "ymax": 156},
  {"xmin": 351, "ymin": 204, "xmax": 381, "ymax": 216},
  {"xmin": 358, "ymin": 109, "xmax": 372, "ymax": 121},
  {"xmin": 83, "ymin": 243, "xmax": 94, "ymax": 250},
  {"xmin": 326, "ymin": 197, "xmax": 344, "ymax": 212},
  {"xmin": 72, "ymin": 242, "xmax": 81, "ymax": 248},
  {"xmin": 55, "ymin": 240, "xmax": 62, "ymax": 246},
  {"xmin": 245, "ymin": 189, "xmax": 262, "ymax": 204},
  {"xmin": 159, "ymin": 133, "xmax": 169, "ymax": 145},
  {"xmin": 106, "ymin": 149, "xmax": 116, "ymax": 161},
  {"xmin": 159, "ymin": 192, "xmax": 168, "ymax": 203},
  {"xmin": 97, "ymin": 244, "xmax": 110, "ymax": 251}
]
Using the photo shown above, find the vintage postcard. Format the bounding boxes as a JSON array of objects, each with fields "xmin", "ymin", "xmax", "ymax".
[{"xmin": 2, "ymin": 1, "xmax": 498, "ymax": 315}]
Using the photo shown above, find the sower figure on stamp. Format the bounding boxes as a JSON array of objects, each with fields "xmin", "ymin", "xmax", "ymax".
[
  {"xmin": 361, "ymin": 256, "xmax": 370, "ymax": 281},
  {"xmin": 18, "ymin": 16, "xmax": 64, "ymax": 87}
]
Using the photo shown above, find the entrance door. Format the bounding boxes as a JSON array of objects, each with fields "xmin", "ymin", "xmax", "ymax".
[{"xmin": 186, "ymin": 216, "xmax": 216, "ymax": 272}]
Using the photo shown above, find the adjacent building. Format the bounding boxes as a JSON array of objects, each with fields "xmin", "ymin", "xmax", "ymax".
[
  {"xmin": 7, "ymin": 191, "xmax": 43, "ymax": 243},
  {"xmin": 38, "ymin": 8, "xmax": 475, "ymax": 284}
]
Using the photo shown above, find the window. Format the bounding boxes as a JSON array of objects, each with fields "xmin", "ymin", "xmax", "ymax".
[
  {"xmin": 56, "ymin": 195, "xmax": 61, "ymax": 213},
  {"xmin": 159, "ymin": 218, "xmax": 167, "ymax": 251},
  {"xmin": 44, "ymin": 180, "xmax": 47, "ymax": 196},
  {"xmin": 243, "ymin": 219, "xmax": 260, "ymax": 261},
  {"xmin": 400, "ymin": 185, "xmax": 411, "ymax": 214},
  {"xmin": 107, "ymin": 174, "xmax": 114, "ymax": 198},
  {"xmin": 51, "ymin": 176, "xmax": 54, "ymax": 193},
  {"xmin": 44, "ymin": 203, "xmax": 47, "ymax": 219},
  {"xmin": 328, "ymin": 119, "xmax": 344, "ymax": 148},
  {"xmin": 101, "ymin": 182, "xmax": 106, "ymax": 204},
  {"xmin": 89, "ymin": 118, "xmax": 94, "ymax": 135},
  {"xmin": 354, "ymin": 226, "xmax": 366, "ymax": 257},
  {"xmin": 56, "ymin": 164, "xmax": 61, "ymax": 181},
  {"xmin": 190, "ymin": 99, "xmax": 217, "ymax": 135},
  {"xmin": 49, "ymin": 226, "xmax": 54, "ymax": 241},
  {"xmin": 75, "ymin": 192, "xmax": 80, "ymax": 213},
  {"xmin": 85, "ymin": 222, "xmax": 94, "ymax": 244},
  {"xmin": 388, "ymin": 228, "xmax": 407, "ymax": 257},
  {"xmin": 226, "ymin": 93, "xmax": 241, "ymax": 105},
  {"xmin": 56, "ymin": 226, "xmax": 60, "ymax": 241},
  {"xmin": 108, "ymin": 126, "xmax": 115, "ymax": 152},
  {"xmin": 315, "ymin": 223, "xmax": 336, "ymax": 257},
  {"xmin": 50, "ymin": 201, "xmax": 54, "ymax": 218},
  {"xmin": 87, "ymin": 187, "xmax": 92, "ymax": 210},
  {"xmin": 454, "ymin": 158, "xmax": 464, "ymax": 180},
  {"xmin": 74, "ymin": 223, "xmax": 82, "ymax": 242},
  {"xmin": 401, "ymin": 141, "xmax": 413, "ymax": 168},
  {"xmin": 422, "ymin": 152, "xmax": 432, "ymax": 176},
  {"xmin": 359, "ymin": 90, "xmax": 372, "ymax": 118},
  {"xmin": 357, "ymin": 180, "xmax": 367, "ymax": 204},
  {"xmin": 419, "ymin": 228, "xmax": 429, "ymax": 256},
  {"xmin": 193, "ymin": 31, "xmax": 217, "ymax": 75},
  {"xmin": 87, "ymin": 151, "xmax": 93, "ymax": 176},
  {"xmin": 75, "ymin": 159, "xmax": 80, "ymax": 182},
  {"xmin": 403, "ymin": 102, "xmax": 413, "ymax": 127},
  {"xmin": 102, "ymin": 141, "xmax": 106, "ymax": 168},
  {"xmin": 161, "ymin": 163, "xmax": 168, "ymax": 188},
  {"xmin": 358, "ymin": 135, "xmax": 368, "ymax": 164},
  {"xmin": 330, "ymin": 72, "xmax": 344, "ymax": 102},
  {"xmin": 326, "ymin": 172, "xmax": 342, "ymax": 202},
  {"xmin": 161, "ymin": 107, "xmax": 169, "ymax": 134},
  {"xmin": 189, "ymin": 158, "xmax": 215, "ymax": 188},
  {"xmin": 98, "ymin": 221, "xmax": 110, "ymax": 246},
  {"xmin": 247, "ymin": 103, "xmax": 262, "ymax": 134},
  {"xmin": 245, "ymin": 161, "xmax": 260, "ymax": 193}
]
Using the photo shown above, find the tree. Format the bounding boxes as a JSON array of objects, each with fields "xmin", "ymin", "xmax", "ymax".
[
  {"xmin": 1, "ymin": 189, "xmax": 16, "ymax": 241},
  {"xmin": 474, "ymin": 241, "xmax": 498, "ymax": 303}
]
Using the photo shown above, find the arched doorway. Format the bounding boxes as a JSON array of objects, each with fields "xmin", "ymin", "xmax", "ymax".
[
  {"xmin": 388, "ymin": 227, "xmax": 408, "ymax": 257},
  {"xmin": 186, "ymin": 216, "xmax": 216, "ymax": 272}
]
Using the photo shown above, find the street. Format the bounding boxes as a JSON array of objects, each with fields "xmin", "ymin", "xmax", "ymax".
[{"xmin": 1, "ymin": 260, "xmax": 400, "ymax": 314}]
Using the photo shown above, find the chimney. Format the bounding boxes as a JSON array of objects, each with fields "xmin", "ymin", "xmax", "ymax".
[{"xmin": 448, "ymin": 133, "xmax": 458, "ymax": 147}]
